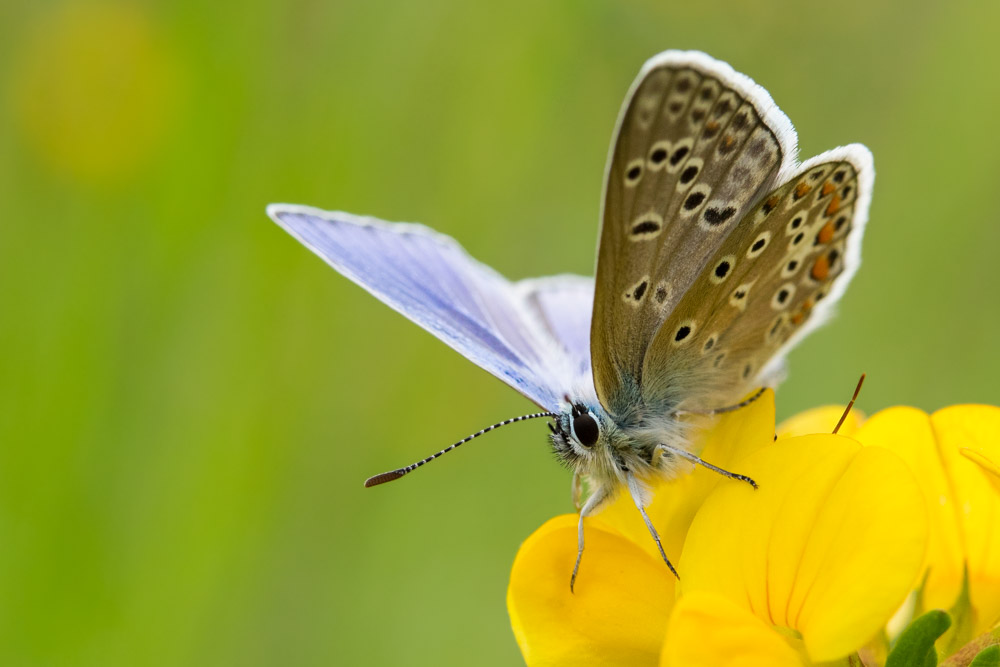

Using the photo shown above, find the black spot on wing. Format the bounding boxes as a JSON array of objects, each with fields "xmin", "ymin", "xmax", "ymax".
[{"xmin": 703, "ymin": 206, "xmax": 736, "ymax": 225}]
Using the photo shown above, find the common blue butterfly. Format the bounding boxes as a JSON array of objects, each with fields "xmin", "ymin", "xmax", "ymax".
[{"xmin": 269, "ymin": 51, "xmax": 873, "ymax": 588}]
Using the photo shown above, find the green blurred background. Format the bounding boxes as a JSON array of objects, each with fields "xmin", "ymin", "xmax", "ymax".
[{"xmin": 2, "ymin": 0, "xmax": 998, "ymax": 664}]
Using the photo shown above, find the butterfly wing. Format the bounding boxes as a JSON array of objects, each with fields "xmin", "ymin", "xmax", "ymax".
[
  {"xmin": 517, "ymin": 275, "xmax": 594, "ymax": 379},
  {"xmin": 641, "ymin": 146, "xmax": 874, "ymax": 410},
  {"xmin": 591, "ymin": 51, "xmax": 796, "ymax": 418},
  {"xmin": 268, "ymin": 204, "xmax": 588, "ymax": 412}
]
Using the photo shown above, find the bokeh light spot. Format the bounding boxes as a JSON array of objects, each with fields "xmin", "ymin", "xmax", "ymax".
[{"xmin": 10, "ymin": 2, "xmax": 181, "ymax": 185}]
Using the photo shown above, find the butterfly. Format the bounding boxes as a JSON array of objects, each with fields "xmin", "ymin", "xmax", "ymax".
[{"xmin": 268, "ymin": 50, "xmax": 873, "ymax": 589}]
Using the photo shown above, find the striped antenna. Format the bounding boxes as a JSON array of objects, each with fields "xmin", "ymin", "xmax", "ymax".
[
  {"xmin": 363, "ymin": 411, "xmax": 558, "ymax": 488},
  {"xmin": 833, "ymin": 373, "xmax": 866, "ymax": 434}
]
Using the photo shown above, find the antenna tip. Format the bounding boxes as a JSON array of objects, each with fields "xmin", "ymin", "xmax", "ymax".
[{"xmin": 364, "ymin": 469, "xmax": 406, "ymax": 488}]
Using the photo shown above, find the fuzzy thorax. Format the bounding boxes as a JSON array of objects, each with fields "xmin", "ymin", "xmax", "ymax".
[{"xmin": 549, "ymin": 400, "xmax": 701, "ymax": 497}]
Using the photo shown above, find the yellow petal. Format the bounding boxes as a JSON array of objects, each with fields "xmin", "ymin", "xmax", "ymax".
[
  {"xmin": 854, "ymin": 405, "xmax": 1000, "ymax": 633},
  {"xmin": 961, "ymin": 448, "xmax": 1000, "ymax": 478},
  {"xmin": 788, "ymin": 446, "xmax": 926, "ymax": 659},
  {"xmin": 777, "ymin": 405, "xmax": 865, "ymax": 439},
  {"xmin": 933, "ymin": 406, "xmax": 1000, "ymax": 625},
  {"xmin": 932, "ymin": 405, "xmax": 1000, "ymax": 629},
  {"xmin": 679, "ymin": 436, "xmax": 927, "ymax": 662},
  {"xmin": 661, "ymin": 591, "xmax": 806, "ymax": 667},
  {"xmin": 599, "ymin": 390, "xmax": 777, "ymax": 564},
  {"xmin": 508, "ymin": 514, "xmax": 675, "ymax": 666},
  {"xmin": 943, "ymin": 405, "xmax": 1000, "ymax": 493},
  {"xmin": 961, "ymin": 449, "xmax": 1000, "ymax": 493}
]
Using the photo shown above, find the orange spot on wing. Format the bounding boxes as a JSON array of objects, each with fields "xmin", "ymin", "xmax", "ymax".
[
  {"xmin": 795, "ymin": 182, "xmax": 812, "ymax": 199},
  {"xmin": 825, "ymin": 194, "xmax": 841, "ymax": 217},
  {"xmin": 817, "ymin": 221, "xmax": 835, "ymax": 244},
  {"xmin": 706, "ymin": 120, "xmax": 719, "ymax": 131},
  {"xmin": 791, "ymin": 312, "xmax": 805, "ymax": 325},
  {"xmin": 811, "ymin": 255, "xmax": 830, "ymax": 281},
  {"xmin": 722, "ymin": 135, "xmax": 735, "ymax": 149},
  {"xmin": 821, "ymin": 181, "xmax": 835, "ymax": 196}
]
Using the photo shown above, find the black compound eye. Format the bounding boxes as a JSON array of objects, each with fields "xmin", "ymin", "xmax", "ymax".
[{"xmin": 572, "ymin": 412, "xmax": 599, "ymax": 447}]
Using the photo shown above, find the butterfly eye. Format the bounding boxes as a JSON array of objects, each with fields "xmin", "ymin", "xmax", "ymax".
[{"xmin": 571, "ymin": 411, "xmax": 599, "ymax": 447}]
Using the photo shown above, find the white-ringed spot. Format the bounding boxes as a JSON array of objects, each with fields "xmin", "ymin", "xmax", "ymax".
[
  {"xmin": 671, "ymin": 320, "xmax": 697, "ymax": 347},
  {"xmin": 832, "ymin": 209, "xmax": 852, "ymax": 239},
  {"xmin": 629, "ymin": 212, "xmax": 664, "ymax": 241},
  {"xmin": 746, "ymin": 231, "xmax": 771, "ymax": 259},
  {"xmin": 729, "ymin": 282, "xmax": 753, "ymax": 311},
  {"xmin": 664, "ymin": 90, "xmax": 692, "ymax": 121},
  {"xmin": 679, "ymin": 183, "xmax": 711, "ymax": 217},
  {"xmin": 710, "ymin": 255, "xmax": 736, "ymax": 284},
  {"xmin": 806, "ymin": 166, "xmax": 829, "ymax": 183},
  {"xmin": 665, "ymin": 138, "xmax": 694, "ymax": 174},
  {"xmin": 623, "ymin": 275, "xmax": 651, "ymax": 306},
  {"xmin": 787, "ymin": 230, "xmax": 806, "ymax": 252},
  {"xmin": 676, "ymin": 157, "xmax": 703, "ymax": 191},
  {"xmin": 624, "ymin": 159, "xmax": 644, "ymax": 187},
  {"xmin": 781, "ymin": 256, "xmax": 802, "ymax": 278},
  {"xmin": 770, "ymin": 282, "xmax": 796, "ymax": 310},
  {"xmin": 785, "ymin": 214, "xmax": 805, "ymax": 236},
  {"xmin": 702, "ymin": 333, "xmax": 719, "ymax": 355},
  {"xmin": 647, "ymin": 140, "xmax": 672, "ymax": 171}
]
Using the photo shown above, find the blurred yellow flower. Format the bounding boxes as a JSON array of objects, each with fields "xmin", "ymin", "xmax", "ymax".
[
  {"xmin": 10, "ymin": 2, "xmax": 181, "ymax": 185},
  {"xmin": 507, "ymin": 393, "xmax": 930, "ymax": 666}
]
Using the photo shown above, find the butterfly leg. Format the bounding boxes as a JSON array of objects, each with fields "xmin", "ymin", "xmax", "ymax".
[
  {"xmin": 656, "ymin": 443, "xmax": 758, "ymax": 489},
  {"xmin": 626, "ymin": 473, "xmax": 679, "ymax": 580},
  {"xmin": 570, "ymin": 485, "xmax": 609, "ymax": 593},
  {"xmin": 571, "ymin": 471, "xmax": 583, "ymax": 511}
]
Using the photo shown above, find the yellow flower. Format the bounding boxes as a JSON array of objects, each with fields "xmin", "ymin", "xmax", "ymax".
[
  {"xmin": 669, "ymin": 435, "xmax": 925, "ymax": 665},
  {"xmin": 776, "ymin": 404, "xmax": 865, "ymax": 439},
  {"xmin": 508, "ymin": 514, "xmax": 675, "ymax": 666},
  {"xmin": 507, "ymin": 392, "xmax": 929, "ymax": 666},
  {"xmin": 963, "ymin": 445, "xmax": 1000, "ymax": 494},
  {"xmin": 508, "ymin": 392, "xmax": 776, "ymax": 666},
  {"xmin": 781, "ymin": 403, "xmax": 1000, "ymax": 636},
  {"xmin": 859, "ymin": 405, "xmax": 1000, "ymax": 636}
]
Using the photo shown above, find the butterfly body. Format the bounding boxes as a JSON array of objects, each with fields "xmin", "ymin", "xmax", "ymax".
[{"xmin": 269, "ymin": 50, "xmax": 873, "ymax": 584}]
